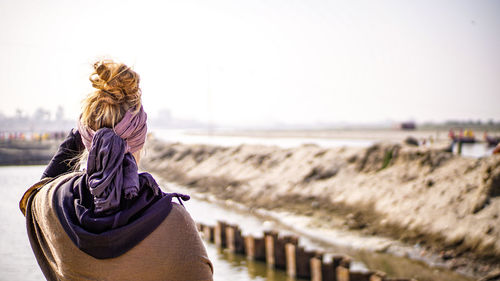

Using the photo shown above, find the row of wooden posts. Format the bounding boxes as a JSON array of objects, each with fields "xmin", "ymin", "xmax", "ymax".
[{"xmin": 197, "ymin": 221, "xmax": 418, "ymax": 281}]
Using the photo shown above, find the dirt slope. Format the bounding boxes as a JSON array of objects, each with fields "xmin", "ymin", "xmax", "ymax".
[{"xmin": 142, "ymin": 138, "xmax": 500, "ymax": 276}]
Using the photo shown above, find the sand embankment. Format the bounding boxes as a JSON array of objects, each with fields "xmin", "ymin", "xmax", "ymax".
[
  {"xmin": 0, "ymin": 140, "xmax": 57, "ymax": 165},
  {"xmin": 142, "ymin": 138, "xmax": 500, "ymax": 275}
]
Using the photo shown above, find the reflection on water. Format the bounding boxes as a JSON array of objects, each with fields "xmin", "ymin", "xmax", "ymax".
[
  {"xmin": 451, "ymin": 142, "xmax": 495, "ymax": 158},
  {"xmin": 207, "ymin": 243, "xmax": 303, "ymax": 281}
]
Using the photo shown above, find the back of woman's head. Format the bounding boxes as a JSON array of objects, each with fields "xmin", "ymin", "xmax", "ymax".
[
  {"xmin": 81, "ymin": 60, "xmax": 141, "ymax": 130},
  {"xmin": 77, "ymin": 60, "xmax": 148, "ymax": 209}
]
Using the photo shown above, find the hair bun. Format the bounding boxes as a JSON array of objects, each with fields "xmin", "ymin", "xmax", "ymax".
[
  {"xmin": 82, "ymin": 59, "xmax": 142, "ymax": 130},
  {"xmin": 88, "ymin": 60, "xmax": 141, "ymax": 104}
]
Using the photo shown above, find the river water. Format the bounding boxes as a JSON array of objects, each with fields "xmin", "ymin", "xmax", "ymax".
[{"xmin": 150, "ymin": 129, "xmax": 374, "ymax": 148}]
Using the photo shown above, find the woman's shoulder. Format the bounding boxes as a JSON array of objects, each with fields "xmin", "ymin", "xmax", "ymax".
[
  {"xmin": 164, "ymin": 202, "xmax": 198, "ymax": 228},
  {"xmin": 151, "ymin": 201, "xmax": 201, "ymax": 245},
  {"xmin": 19, "ymin": 172, "xmax": 84, "ymax": 216}
]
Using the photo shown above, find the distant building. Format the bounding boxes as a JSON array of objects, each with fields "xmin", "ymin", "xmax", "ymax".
[{"xmin": 400, "ymin": 122, "xmax": 416, "ymax": 130}]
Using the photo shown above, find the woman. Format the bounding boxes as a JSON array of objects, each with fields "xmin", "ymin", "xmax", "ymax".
[{"xmin": 20, "ymin": 60, "xmax": 213, "ymax": 281}]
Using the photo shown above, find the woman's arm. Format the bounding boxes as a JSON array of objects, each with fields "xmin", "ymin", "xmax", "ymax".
[{"xmin": 41, "ymin": 129, "xmax": 85, "ymax": 179}]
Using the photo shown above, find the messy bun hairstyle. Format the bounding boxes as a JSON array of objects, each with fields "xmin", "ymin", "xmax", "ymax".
[{"xmin": 81, "ymin": 60, "xmax": 142, "ymax": 131}]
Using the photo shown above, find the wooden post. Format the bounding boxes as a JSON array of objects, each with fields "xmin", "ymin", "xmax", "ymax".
[
  {"xmin": 202, "ymin": 225, "xmax": 213, "ymax": 242},
  {"xmin": 244, "ymin": 235, "xmax": 266, "ymax": 261},
  {"xmin": 310, "ymin": 255, "xmax": 323, "ymax": 281},
  {"xmin": 336, "ymin": 255, "xmax": 353, "ymax": 281},
  {"xmin": 321, "ymin": 261, "xmax": 336, "ymax": 281},
  {"xmin": 244, "ymin": 235, "xmax": 256, "ymax": 259},
  {"xmin": 214, "ymin": 222, "xmax": 221, "ymax": 247},
  {"xmin": 214, "ymin": 221, "xmax": 227, "ymax": 248},
  {"xmin": 226, "ymin": 225, "xmax": 235, "ymax": 252},
  {"xmin": 275, "ymin": 235, "xmax": 298, "ymax": 269},
  {"xmin": 317, "ymin": 254, "xmax": 345, "ymax": 281},
  {"xmin": 285, "ymin": 243, "xmax": 296, "ymax": 278},
  {"xmin": 295, "ymin": 247, "xmax": 317, "ymax": 279},
  {"xmin": 254, "ymin": 237, "xmax": 266, "ymax": 261},
  {"xmin": 233, "ymin": 226, "xmax": 245, "ymax": 254},
  {"xmin": 337, "ymin": 266, "xmax": 350, "ymax": 281},
  {"xmin": 265, "ymin": 232, "xmax": 276, "ymax": 268}
]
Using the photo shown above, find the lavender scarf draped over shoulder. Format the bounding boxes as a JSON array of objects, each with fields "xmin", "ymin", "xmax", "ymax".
[
  {"xmin": 77, "ymin": 106, "xmax": 148, "ymax": 214},
  {"xmin": 86, "ymin": 128, "xmax": 148, "ymax": 214}
]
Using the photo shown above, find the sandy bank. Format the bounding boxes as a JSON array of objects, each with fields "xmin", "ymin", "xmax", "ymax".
[
  {"xmin": 0, "ymin": 140, "xmax": 57, "ymax": 165},
  {"xmin": 142, "ymin": 138, "xmax": 500, "ymax": 278}
]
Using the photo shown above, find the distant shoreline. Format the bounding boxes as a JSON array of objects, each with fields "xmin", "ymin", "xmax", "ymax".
[
  {"xmin": 185, "ymin": 128, "xmax": 500, "ymax": 144},
  {"xmin": 0, "ymin": 140, "xmax": 57, "ymax": 166}
]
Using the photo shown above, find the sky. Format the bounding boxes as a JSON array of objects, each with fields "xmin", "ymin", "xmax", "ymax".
[{"xmin": 0, "ymin": 0, "xmax": 499, "ymax": 127}]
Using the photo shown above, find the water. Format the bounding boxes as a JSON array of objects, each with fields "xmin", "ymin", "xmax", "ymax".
[
  {"xmin": 451, "ymin": 142, "xmax": 496, "ymax": 158},
  {"xmin": 207, "ymin": 246, "xmax": 293, "ymax": 281},
  {"xmin": 0, "ymin": 166, "xmax": 45, "ymax": 281},
  {"xmin": 150, "ymin": 129, "xmax": 373, "ymax": 148}
]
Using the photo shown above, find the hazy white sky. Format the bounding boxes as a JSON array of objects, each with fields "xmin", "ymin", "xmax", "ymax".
[{"xmin": 0, "ymin": 0, "xmax": 499, "ymax": 127}]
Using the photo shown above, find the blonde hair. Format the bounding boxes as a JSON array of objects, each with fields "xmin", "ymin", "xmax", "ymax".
[{"xmin": 81, "ymin": 59, "xmax": 142, "ymax": 131}]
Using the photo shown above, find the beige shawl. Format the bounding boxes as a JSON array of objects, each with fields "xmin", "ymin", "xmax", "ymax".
[{"xmin": 22, "ymin": 174, "xmax": 213, "ymax": 281}]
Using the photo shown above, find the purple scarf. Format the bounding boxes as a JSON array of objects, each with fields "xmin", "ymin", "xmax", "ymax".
[
  {"xmin": 86, "ymin": 128, "xmax": 147, "ymax": 214},
  {"xmin": 78, "ymin": 106, "xmax": 147, "ymax": 154},
  {"xmin": 78, "ymin": 106, "xmax": 148, "ymax": 214}
]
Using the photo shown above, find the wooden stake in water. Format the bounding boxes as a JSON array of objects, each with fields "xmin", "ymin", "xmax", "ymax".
[
  {"xmin": 226, "ymin": 226, "xmax": 235, "ymax": 253},
  {"xmin": 245, "ymin": 236, "xmax": 255, "ymax": 260},
  {"xmin": 285, "ymin": 243, "xmax": 296, "ymax": 278},
  {"xmin": 265, "ymin": 234, "xmax": 275, "ymax": 268},
  {"xmin": 310, "ymin": 256, "xmax": 322, "ymax": 281}
]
